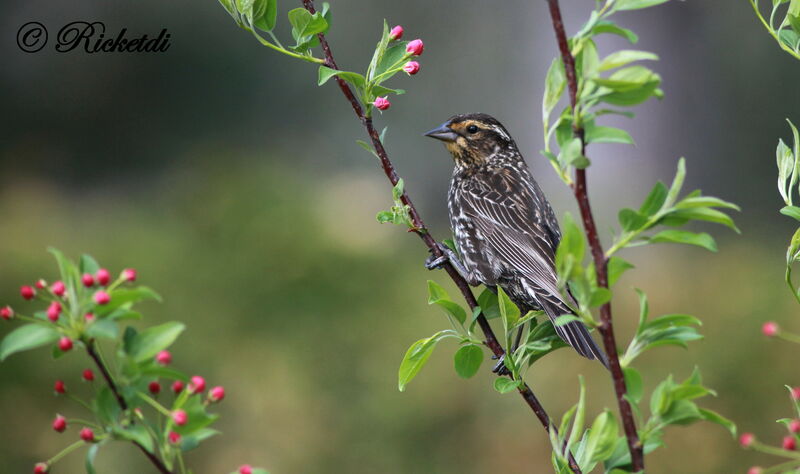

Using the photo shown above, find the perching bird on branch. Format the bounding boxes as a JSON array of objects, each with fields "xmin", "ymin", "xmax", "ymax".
[{"xmin": 424, "ymin": 113, "xmax": 607, "ymax": 368}]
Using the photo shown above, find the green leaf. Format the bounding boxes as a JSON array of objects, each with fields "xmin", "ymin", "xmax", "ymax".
[
  {"xmin": 124, "ymin": 322, "xmax": 185, "ymax": 363},
  {"xmin": 608, "ymin": 257, "xmax": 634, "ymax": 286},
  {"xmin": 667, "ymin": 207, "xmax": 740, "ymax": 232},
  {"xmin": 114, "ymin": 425, "xmax": 154, "ymax": 453},
  {"xmin": 493, "ymin": 377, "xmax": 522, "ymax": 394},
  {"xmin": 371, "ymin": 85, "xmax": 405, "ymax": 97},
  {"xmin": 699, "ymin": 408, "xmax": 737, "ymax": 437},
  {"xmin": 86, "ymin": 319, "xmax": 119, "ymax": 341},
  {"xmin": 95, "ymin": 387, "xmax": 121, "ymax": 425},
  {"xmin": 253, "ymin": 0, "xmax": 277, "ymax": 31},
  {"xmin": 618, "ymin": 208, "xmax": 648, "ymax": 232},
  {"xmin": 615, "ymin": 0, "xmax": 671, "ymax": 10},
  {"xmin": 638, "ymin": 182, "xmax": 667, "ymax": 218},
  {"xmin": 553, "ymin": 314, "xmax": 581, "ymax": 327},
  {"xmin": 218, "ymin": 0, "xmax": 237, "ymax": 16},
  {"xmin": 782, "ymin": 205, "xmax": 800, "ymax": 221},
  {"xmin": 317, "ymin": 66, "xmax": 366, "ymax": 90},
  {"xmin": 584, "ymin": 124, "xmax": 634, "ymax": 145},
  {"xmin": 453, "ymin": 344, "xmax": 483, "ymax": 379},
  {"xmin": 180, "ymin": 428, "xmax": 221, "ymax": 452},
  {"xmin": 0, "ymin": 324, "xmax": 60, "ymax": 361},
  {"xmin": 599, "ymin": 50, "xmax": 659, "ymax": 71},
  {"xmin": 650, "ymin": 377, "xmax": 674, "ymax": 416},
  {"xmin": 555, "ymin": 213, "xmax": 585, "ymax": 283},
  {"xmin": 79, "ymin": 254, "xmax": 101, "ymax": 275},
  {"xmin": 398, "ymin": 330, "xmax": 457, "ymax": 391},
  {"xmin": 85, "ymin": 443, "xmax": 100, "ymax": 474},
  {"xmin": 623, "ymin": 367, "xmax": 644, "ymax": 403},
  {"xmin": 592, "ymin": 21, "xmax": 639, "ymax": 43},
  {"xmin": 497, "ymin": 287, "xmax": 521, "ymax": 332},
  {"xmin": 584, "ymin": 410, "xmax": 619, "ymax": 465},
  {"xmin": 559, "ymin": 138, "xmax": 589, "ymax": 168},
  {"xmin": 375, "ymin": 43, "xmax": 410, "ymax": 79},
  {"xmin": 647, "ymin": 230, "xmax": 717, "ymax": 251},
  {"xmin": 287, "ymin": 7, "xmax": 328, "ymax": 49},
  {"xmin": 665, "ymin": 158, "xmax": 687, "ymax": 208},
  {"xmin": 675, "ymin": 195, "xmax": 740, "ymax": 211},
  {"xmin": 543, "ymin": 58, "xmax": 566, "ymax": 122},
  {"xmin": 596, "ymin": 66, "xmax": 662, "ymax": 106},
  {"xmin": 427, "ymin": 280, "xmax": 467, "ymax": 325},
  {"xmin": 477, "ymin": 288, "xmax": 501, "ymax": 321},
  {"xmin": 96, "ymin": 286, "xmax": 162, "ymax": 317}
]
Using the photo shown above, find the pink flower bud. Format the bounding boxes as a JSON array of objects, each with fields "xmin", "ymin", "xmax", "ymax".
[
  {"xmin": 792, "ymin": 387, "xmax": 800, "ymax": 401},
  {"xmin": 239, "ymin": 465, "xmax": 253, "ymax": 474},
  {"xmin": 172, "ymin": 380, "xmax": 184, "ymax": 394},
  {"xmin": 747, "ymin": 468, "xmax": 763, "ymax": 474},
  {"xmin": 373, "ymin": 96, "xmax": 391, "ymax": 111},
  {"xmin": 35, "ymin": 279, "xmax": 47, "ymax": 290},
  {"xmin": 784, "ymin": 435, "xmax": 797, "ymax": 451},
  {"xmin": 52, "ymin": 415, "xmax": 67, "ymax": 433},
  {"xmin": 0, "ymin": 306, "xmax": 13, "ymax": 320},
  {"xmin": 188, "ymin": 375, "xmax": 206, "ymax": 394},
  {"xmin": 402, "ymin": 61, "xmax": 420, "ymax": 75},
  {"xmin": 406, "ymin": 39, "xmax": 424, "ymax": 56},
  {"xmin": 80, "ymin": 427, "xmax": 95, "ymax": 442},
  {"xmin": 58, "ymin": 337, "xmax": 73, "ymax": 352},
  {"xmin": 168, "ymin": 431, "xmax": 181, "ymax": 445},
  {"xmin": 739, "ymin": 432, "xmax": 755, "ymax": 448},
  {"xmin": 51, "ymin": 281, "xmax": 66, "ymax": 297},
  {"xmin": 762, "ymin": 321, "xmax": 779, "ymax": 337},
  {"xmin": 172, "ymin": 409, "xmax": 188, "ymax": 426},
  {"xmin": 84, "ymin": 313, "xmax": 95, "ymax": 323},
  {"xmin": 20, "ymin": 285, "xmax": 35, "ymax": 300},
  {"xmin": 389, "ymin": 25, "xmax": 404, "ymax": 40},
  {"xmin": 81, "ymin": 273, "xmax": 94, "ymax": 287},
  {"xmin": 93, "ymin": 291, "xmax": 110, "ymax": 305},
  {"xmin": 34, "ymin": 463, "xmax": 48, "ymax": 474},
  {"xmin": 82, "ymin": 369, "xmax": 95, "ymax": 382},
  {"xmin": 96, "ymin": 268, "xmax": 111, "ymax": 286},
  {"xmin": 47, "ymin": 302, "xmax": 62, "ymax": 322},
  {"xmin": 149, "ymin": 381, "xmax": 161, "ymax": 395},
  {"xmin": 54, "ymin": 380, "xmax": 66, "ymax": 394},
  {"xmin": 790, "ymin": 420, "xmax": 800, "ymax": 433},
  {"xmin": 122, "ymin": 268, "xmax": 137, "ymax": 282},
  {"xmin": 155, "ymin": 350, "xmax": 172, "ymax": 366},
  {"xmin": 209, "ymin": 386, "xmax": 225, "ymax": 403}
]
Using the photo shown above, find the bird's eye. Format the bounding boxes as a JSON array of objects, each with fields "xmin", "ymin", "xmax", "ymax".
[{"xmin": 466, "ymin": 124, "xmax": 479, "ymax": 134}]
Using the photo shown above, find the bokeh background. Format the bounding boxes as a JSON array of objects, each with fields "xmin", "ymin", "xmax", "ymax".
[{"xmin": 2, "ymin": 1, "xmax": 799, "ymax": 472}]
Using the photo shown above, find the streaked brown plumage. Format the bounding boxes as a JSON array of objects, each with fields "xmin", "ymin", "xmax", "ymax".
[{"xmin": 425, "ymin": 113, "xmax": 607, "ymax": 366}]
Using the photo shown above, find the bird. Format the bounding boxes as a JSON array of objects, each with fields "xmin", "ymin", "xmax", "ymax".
[{"xmin": 423, "ymin": 113, "xmax": 608, "ymax": 368}]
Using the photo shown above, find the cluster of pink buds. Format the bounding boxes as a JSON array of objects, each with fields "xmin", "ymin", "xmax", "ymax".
[{"xmin": 372, "ymin": 25, "xmax": 425, "ymax": 112}]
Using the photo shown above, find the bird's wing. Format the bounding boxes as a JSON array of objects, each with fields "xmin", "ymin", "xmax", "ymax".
[
  {"xmin": 459, "ymin": 173, "xmax": 608, "ymax": 365},
  {"xmin": 459, "ymin": 172, "xmax": 562, "ymax": 298}
]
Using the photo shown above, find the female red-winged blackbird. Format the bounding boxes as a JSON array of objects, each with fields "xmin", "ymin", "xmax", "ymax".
[{"xmin": 424, "ymin": 113, "xmax": 607, "ymax": 368}]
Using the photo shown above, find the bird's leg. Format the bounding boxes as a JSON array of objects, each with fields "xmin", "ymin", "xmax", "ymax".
[{"xmin": 424, "ymin": 243, "xmax": 471, "ymax": 281}]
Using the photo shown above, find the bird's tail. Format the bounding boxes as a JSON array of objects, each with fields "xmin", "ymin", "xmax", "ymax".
[{"xmin": 539, "ymin": 298, "xmax": 609, "ymax": 369}]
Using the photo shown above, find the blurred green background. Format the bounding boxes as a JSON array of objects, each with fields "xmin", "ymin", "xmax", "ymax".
[{"xmin": 2, "ymin": 1, "xmax": 799, "ymax": 472}]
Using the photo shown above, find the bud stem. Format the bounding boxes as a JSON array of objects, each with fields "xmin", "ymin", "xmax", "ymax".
[
  {"xmin": 46, "ymin": 440, "xmax": 85, "ymax": 466},
  {"xmin": 136, "ymin": 391, "xmax": 173, "ymax": 417}
]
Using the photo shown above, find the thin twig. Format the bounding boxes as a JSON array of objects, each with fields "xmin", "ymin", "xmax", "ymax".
[
  {"xmin": 86, "ymin": 341, "xmax": 173, "ymax": 474},
  {"xmin": 300, "ymin": 1, "xmax": 581, "ymax": 472},
  {"xmin": 544, "ymin": 0, "xmax": 644, "ymax": 471}
]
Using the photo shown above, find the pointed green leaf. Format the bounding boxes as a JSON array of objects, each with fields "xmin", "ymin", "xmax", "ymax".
[
  {"xmin": 453, "ymin": 344, "xmax": 483, "ymax": 379},
  {"xmin": 648, "ymin": 230, "xmax": 717, "ymax": 252},
  {"xmin": 0, "ymin": 324, "xmax": 60, "ymax": 361}
]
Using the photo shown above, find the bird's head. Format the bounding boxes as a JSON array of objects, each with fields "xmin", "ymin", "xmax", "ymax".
[{"xmin": 424, "ymin": 113, "xmax": 515, "ymax": 167}]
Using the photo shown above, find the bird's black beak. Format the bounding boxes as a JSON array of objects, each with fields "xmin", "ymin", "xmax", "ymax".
[{"xmin": 424, "ymin": 122, "xmax": 459, "ymax": 142}]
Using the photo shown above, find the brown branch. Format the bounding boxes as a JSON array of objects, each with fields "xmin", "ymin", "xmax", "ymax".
[
  {"xmin": 301, "ymin": 1, "xmax": 580, "ymax": 472},
  {"xmin": 86, "ymin": 341, "xmax": 173, "ymax": 474},
  {"xmin": 544, "ymin": 0, "xmax": 644, "ymax": 471}
]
